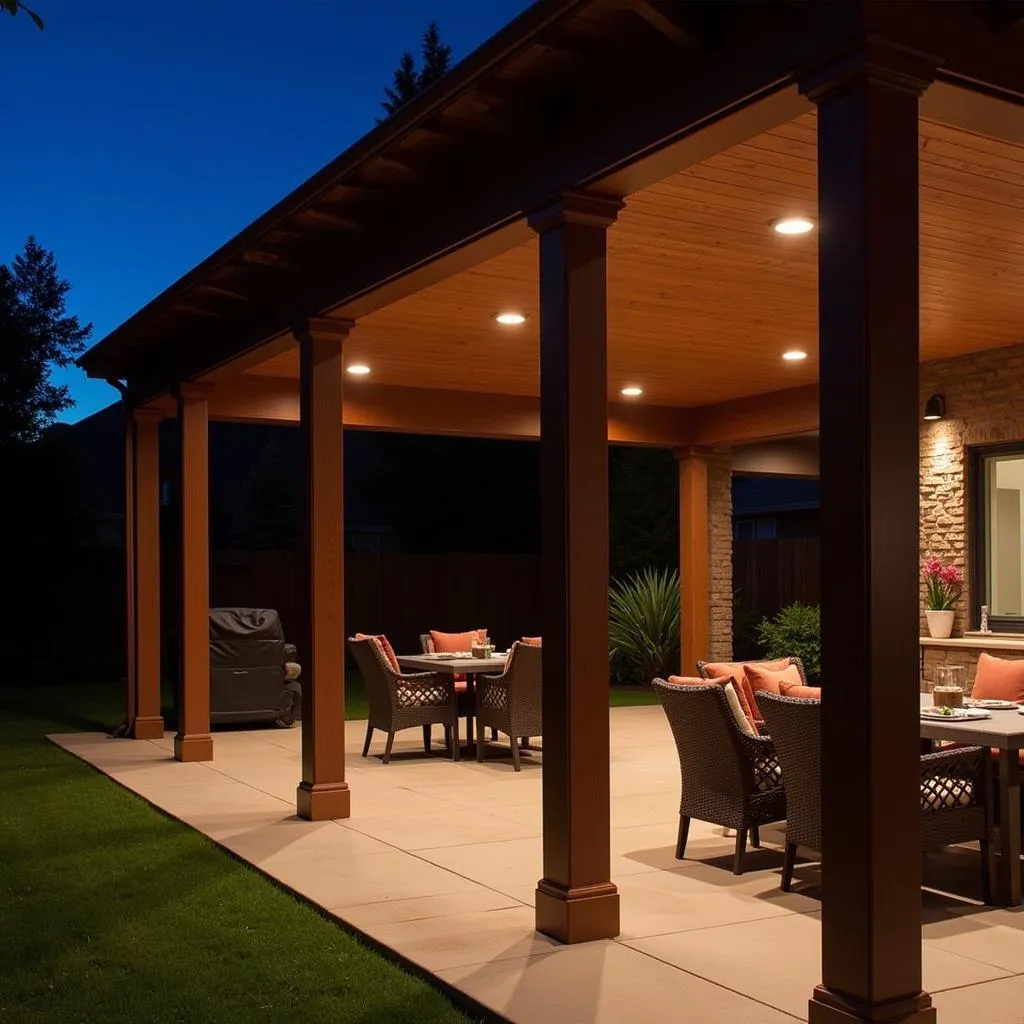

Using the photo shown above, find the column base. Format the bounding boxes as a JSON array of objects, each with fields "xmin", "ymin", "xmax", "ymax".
[
  {"xmin": 174, "ymin": 733, "xmax": 213, "ymax": 762},
  {"xmin": 809, "ymin": 986, "xmax": 936, "ymax": 1024},
  {"xmin": 131, "ymin": 716, "xmax": 165, "ymax": 740},
  {"xmin": 535, "ymin": 879, "xmax": 620, "ymax": 943},
  {"xmin": 296, "ymin": 780, "xmax": 351, "ymax": 821}
]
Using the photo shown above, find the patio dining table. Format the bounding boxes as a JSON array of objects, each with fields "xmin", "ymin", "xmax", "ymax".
[
  {"xmin": 919, "ymin": 692, "xmax": 1023, "ymax": 905},
  {"xmin": 397, "ymin": 653, "xmax": 508, "ymax": 750}
]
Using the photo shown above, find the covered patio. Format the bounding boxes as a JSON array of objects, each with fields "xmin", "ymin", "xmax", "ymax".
[
  {"xmin": 53, "ymin": 708, "xmax": 1024, "ymax": 1023},
  {"xmin": 76, "ymin": 2, "xmax": 1024, "ymax": 1021}
]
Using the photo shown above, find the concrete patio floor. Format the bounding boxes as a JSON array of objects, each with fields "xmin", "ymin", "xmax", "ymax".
[{"xmin": 51, "ymin": 706, "xmax": 1024, "ymax": 1023}]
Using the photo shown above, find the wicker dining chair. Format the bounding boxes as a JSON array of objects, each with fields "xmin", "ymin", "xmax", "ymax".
[
  {"xmin": 757, "ymin": 692, "xmax": 994, "ymax": 899},
  {"xmin": 349, "ymin": 636, "xmax": 460, "ymax": 763},
  {"xmin": 652, "ymin": 678, "xmax": 786, "ymax": 874},
  {"xmin": 475, "ymin": 642, "xmax": 542, "ymax": 771}
]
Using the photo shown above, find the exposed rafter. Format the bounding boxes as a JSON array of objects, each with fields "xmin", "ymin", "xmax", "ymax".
[
  {"xmin": 193, "ymin": 282, "xmax": 253, "ymax": 302},
  {"xmin": 171, "ymin": 303, "xmax": 222, "ymax": 319},
  {"xmin": 304, "ymin": 207, "xmax": 365, "ymax": 232},
  {"xmin": 627, "ymin": 0, "xmax": 695, "ymax": 48},
  {"xmin": 238, "ymin": 249, "xmax": 303, "ymax": 273}
]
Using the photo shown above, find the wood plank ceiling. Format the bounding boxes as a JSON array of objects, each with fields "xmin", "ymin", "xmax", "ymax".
[{"xmin": 245, "ymin": 111, "xmax": 1024, "ymax": 408}]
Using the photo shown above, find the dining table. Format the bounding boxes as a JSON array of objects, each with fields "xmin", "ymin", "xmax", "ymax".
[
  {"xmin": 919, "ymin": 692, "xmax": 1023, "ymax": 905},
  {"xmin": 397, "ymin": 652, "xmax": 508, "ymax": 751}
]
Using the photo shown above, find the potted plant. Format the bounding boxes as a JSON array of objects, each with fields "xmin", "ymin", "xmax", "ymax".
[{"xmin": 922, "ymin": 557, "xmax": 963, "ymax": 639}]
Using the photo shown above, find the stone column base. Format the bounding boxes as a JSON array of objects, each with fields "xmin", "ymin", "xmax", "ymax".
[
  {"xmin": 296, "ymin": 781, "xmax": 351, "ymax": 821},
  {"xmin": 174, "ymin": 733, "xmax": 213, "ymax": 762},
  {"xmin": 809, "ymin": 986, "xmax": 936, "ymax": 1024},
  {"xmin": 535, "ymin": 879, "xmax": 620, "ymax": 943},
  {"xmin": 131, "ymin": 716, "xmax": 165, "ymax": 740}
]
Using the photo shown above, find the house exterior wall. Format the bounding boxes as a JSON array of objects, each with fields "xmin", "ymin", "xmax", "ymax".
[
  {"xmin": 920, "ymin": 341, "xmax": 1024, "ymax": 637},
  {"xmin": 709, "ymin": 448, "xmax": 733, "ymax": 661}
]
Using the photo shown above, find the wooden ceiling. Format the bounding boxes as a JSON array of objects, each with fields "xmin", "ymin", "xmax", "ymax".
[{"xmin": 245, "ymin": 111, "xmax": 1024, "ymax": 408}]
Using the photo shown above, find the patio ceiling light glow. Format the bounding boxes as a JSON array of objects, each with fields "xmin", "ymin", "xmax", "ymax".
[
  {"xmin": 346, "ymin": 364, "xmax": 371, "ymax": 376},
  {"xmin": 782, "ymin": 350, "xmax": 808, "ymax": 361},
  {"xmin": 495, "ymin": 312, "xmax": 527, "ymax": 325},
  {"xmin": 772, "ymin": 216, "xmax": 815, "ymax": 236},
  {"xmin": 620, "ymin": 386, "xmax": 643, "ymax": 397}
]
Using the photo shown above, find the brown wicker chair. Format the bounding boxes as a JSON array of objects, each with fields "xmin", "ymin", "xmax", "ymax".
[
  {"xmin": 697, "ymin": 657, "xmax": 809, "ymax": 686},
  {"xmin": 757, "ymin": 692, "xmax": 994, "ymax": 899},
  {"xmin": 475, "ymin": 642, "xmax": 542, "ymax": 771},
  {"xmin": 349, "ymin": 637, "xmax": 460, "ymax": 763},
  {"xmin": 652, "ymin": 678, "xmax": 787, "ymax": 874}
]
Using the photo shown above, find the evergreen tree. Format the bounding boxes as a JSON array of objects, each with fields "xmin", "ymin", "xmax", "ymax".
[
  {"xmin": 229, "ymin": 437, "xmax": 301, "ymax": 550},
  {"xmin": 418, "ymin": 21, "xmax": 452, "ymax": 91},
  {"xmin": 0, "ymin": 237, "xmax": 92, "ymax": 447},
  {"xmin": 1, "ymin": 0, "xmax": 44, "ymax": 29},
  {"xmin": 381, "ymin": 51, "xmax": 420, "ymax": 117},
  {"xmin": 380, "ymin": 21, "xmax": 453, "ymax": 118}
]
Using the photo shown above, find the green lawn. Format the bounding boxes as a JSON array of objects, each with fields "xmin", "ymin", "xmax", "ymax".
[
  {"xmin": 609, "ymin": 684, "xmax": 660, "ymax": 708},
  {"xmin": 0, "ymin": 682, "xmax": 472, "ymax": 1024}
]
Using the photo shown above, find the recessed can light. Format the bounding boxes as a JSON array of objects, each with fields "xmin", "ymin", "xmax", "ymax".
[
  {"xmin": 621, "ymin": 386, "xmax": 643, "ymax": 397},
  {"xmin": 495, "ymin": 312, "xmax": 527, "ymax": 325},
  {"xmin": 782, "ymin": 351, "xmax": 808, "ymax": 361},
  {"xmin": 772, "ymin": 217, "xmax": 815, "ymax": 236},
  {"xmin": 346, "ymin": 364, "xmax": 371, "ymax": 375}
]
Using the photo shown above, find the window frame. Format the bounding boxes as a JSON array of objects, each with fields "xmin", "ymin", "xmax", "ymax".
[{"xmin": 968, "ymin": 440, "xmax": 1024, "ymax": 634}]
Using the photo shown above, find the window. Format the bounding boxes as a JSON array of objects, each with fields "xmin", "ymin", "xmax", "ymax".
[{"xmin": 972, "ymin": 443, "xmax": 1024, "ymax": 632}]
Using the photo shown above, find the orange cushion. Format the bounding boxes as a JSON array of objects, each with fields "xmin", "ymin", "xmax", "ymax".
[
  {"xmin": 430, "ymin": 629, "xmax": 485, "ymax": 653},
  {"xmin": 744, "ymin": 663, "xmax": 803, "ymax": 696},
  {"xmin": 521, "ymin": 636, "xmax": 542, "ymax": 646},
  {"xmin": 668, "ymin": 674, "xmax": 758, "ymax": 730},
  {"xmin": 972, "ymin": 653, "xmax": 1024, "ymax": 703},
  {"xmin": 779, "ymin": 681, "xmax": 822, "ymax": 699},
  {"xmin": 354, "ymin": 632, "xmax": 399, "ymax": 672},
  {"xmin": 703, "ymin": 658, "xmax": 791, "ymax": 679}
]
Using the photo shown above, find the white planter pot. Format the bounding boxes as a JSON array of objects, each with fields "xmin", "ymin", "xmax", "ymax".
[{"xmin": 925, "ymin": 609, "xmax": 955, "ymax": 639}]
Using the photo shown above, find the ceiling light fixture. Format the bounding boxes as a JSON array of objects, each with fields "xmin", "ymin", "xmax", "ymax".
[
  {"xmin": 346, "ymin": 364, "xmax": 371, "ymax": 376},
  {"xmin": 621, "ymin": 386, "xmax": 643, "ymax": 397},
  {"xmin": 782, "ymin": 350, "xmax": 808, "ymax": 362},
  {"xmin": 495, "ymin": 312, "xmax": 527, "ymax": 325},
  {"xmin": 923, "ymin": 394, "xmax": 946, "ymax": 421},
  {"xmin": 772, "ymin": 217, "xmax": 815, "ymax": 236}
]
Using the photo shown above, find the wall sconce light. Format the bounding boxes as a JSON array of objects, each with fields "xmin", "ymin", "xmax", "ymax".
[{"xmin": 923, "ymin": 394, "xmax": 946, "ymax": 421}]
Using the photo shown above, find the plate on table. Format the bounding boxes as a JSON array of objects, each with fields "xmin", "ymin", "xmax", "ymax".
[
  {"xmin": 965, "ymin": 698, "xmax": 1020, "ymax": 710},
  {"xmin": 921, "ymin": 706, "xmax": 991, "ymax": 721},
  {"xmin": 430, "ymin": 653, "xmax": 458, "ymax": 660}
]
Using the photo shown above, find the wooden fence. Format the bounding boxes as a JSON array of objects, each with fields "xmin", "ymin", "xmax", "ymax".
[{"xmin": 733, "ymin": 537, "xmax": 821, "ymax": 619}]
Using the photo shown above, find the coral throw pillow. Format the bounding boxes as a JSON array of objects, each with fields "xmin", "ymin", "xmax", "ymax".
[
  {"xmin": 354, "ymin": 632, "xmax": 399, "ymax": 672},
  {"xmin": 744, "ymin": 663, "xmax": 803, "ymax": 696},
  {"xmin": 430, "ymin": 629, "xmax": 485, "ymax": 653},
  {"xmin": 779, "ymin": 681, "xmax": 822, "ymax": 699},
  {"xmin": 668, "ymin": 674, "xmax": 758, "ymax": 731},
  {"xmin": 703, "ymin": 658, "xmax": 792, "ymax": 682},
  {"xmin": 972, "ymin": 653, "xmax": 1024, "ymax": 703},
  {"xmin": 521, "ymin": 636, "xmax": 542, "ymax": 646}
]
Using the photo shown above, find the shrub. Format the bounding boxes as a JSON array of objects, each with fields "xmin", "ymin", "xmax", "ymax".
[
  {"xmin": 609, "ymin": 567, "xmax": 680, "ymax": 685},
  {"xmin": 758, "ymin": 602, "xmax": 821, "ymax": 681}
]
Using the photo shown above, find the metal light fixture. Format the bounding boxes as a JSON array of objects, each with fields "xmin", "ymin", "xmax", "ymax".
[{"xmin": 923, "ymin": 394, "xmax": 945, "ymax": 421}]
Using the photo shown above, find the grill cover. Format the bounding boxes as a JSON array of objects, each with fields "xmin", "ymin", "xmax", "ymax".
[{"xmin": 209, "ymin": 608, "xmax": 290, "ymax": 722}]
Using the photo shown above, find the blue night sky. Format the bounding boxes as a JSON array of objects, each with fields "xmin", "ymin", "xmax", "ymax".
[{"xmin": 2, "ymin": 0, "xmax": 530, "ymax": 421}]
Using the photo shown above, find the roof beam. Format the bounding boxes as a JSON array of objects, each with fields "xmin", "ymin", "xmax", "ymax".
[
  {"xmin": 304, "ymin": 207, "xmax": 365, "ymax": 232},
  {"xmin": 627, "ymin": 0, "xmax": 695, "ymax": 48},
  {"xmin": 238, "ymin": 249, "xmax": 304, "ymax": 273},
  {"xmin": 193, "ymin": 282, "xmax": 253, "ymax": 302}
]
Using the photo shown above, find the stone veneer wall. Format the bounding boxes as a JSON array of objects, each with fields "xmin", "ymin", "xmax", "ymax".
[
  {"xmin": 708, "ymin": 449, "xmax": 733, "ymax": 661},
  {"xmin": 920, "ymin": 340, "xmax": 1024, "ymax": 636}
]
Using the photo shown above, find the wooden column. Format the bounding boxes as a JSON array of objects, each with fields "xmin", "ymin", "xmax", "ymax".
[
  {"xmin": 675, "ymin": 446, "xmax": 711, "ymax": 674},
  {"xmin": 122, "ymin": 401, "xmax": 137, "ymax": 733},
  {"xmin": 803, "ymin": 43, "xmax": 936, "ymax": 1024},
  {"xmin": 530, "ymin": 190, "xmax": 622, "ymax": 944},
  {"xmin": 174, "ymin": 383, "xmax": 213, "ymax": 763},
  {"xmin": 295, "ymin": 318, "xmax": 353, "ymax": 821},
  {"xmin": 131, "ymin": 407, "xmax": 165, "ymax": 739}
]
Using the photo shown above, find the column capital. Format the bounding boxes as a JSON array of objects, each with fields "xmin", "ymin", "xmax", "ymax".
[
  {"xmin": 132, "ymin": 405, "xmax": 165, "ymax": 424},
  {"xmin": 292, "ymin": 317, "xmax": 355, "ymax": 345},
  {"xmin": 673, "ymin": 444, "xmax": 714, "ymax": 463},
  {"xmin": 528, "ymin": 190, "xmax": 624, "ymax": 235},
  {"xmin": 799, "ymin": 38, "xmax": 939, "ymax": 105},
  {"xmin": 174, "ymin": 381, "xmax": 215, "ymax": 403}
]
